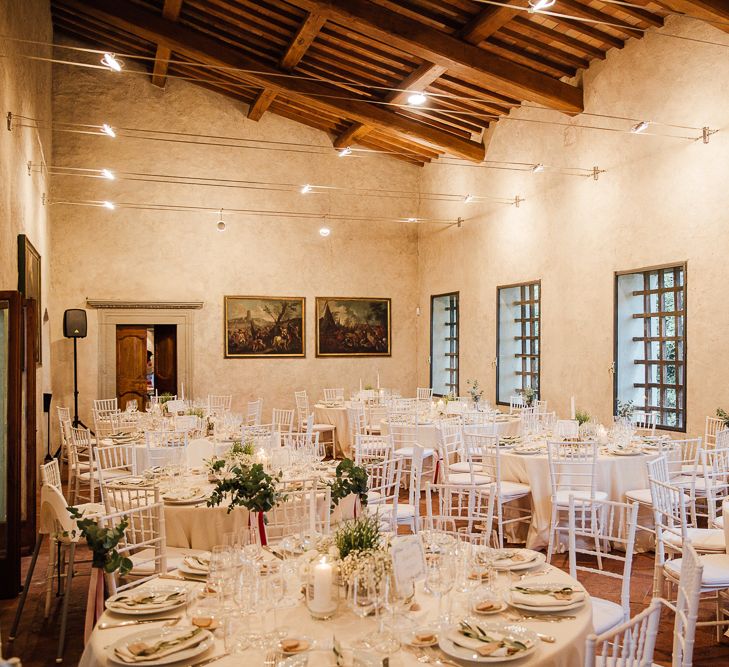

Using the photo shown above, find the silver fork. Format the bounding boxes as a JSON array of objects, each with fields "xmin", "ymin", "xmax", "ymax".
[
  {"xmin": 503, "ymin": 611, "xmax": 575, "ymax": 623},
  {"xmin": 264, "ymin": 649, "xmax": 278, "ymax": 666}
]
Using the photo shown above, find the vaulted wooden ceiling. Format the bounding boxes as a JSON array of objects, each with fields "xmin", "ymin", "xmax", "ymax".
[{"xmin": 49, "ymin": 0, "xmax": 719, "ymax": 165}]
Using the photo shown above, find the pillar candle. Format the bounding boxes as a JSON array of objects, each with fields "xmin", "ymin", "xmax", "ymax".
[
  {"xmin": 311, "ymin": 559, "xmax": 334, "ymax": 612},
  {"xmin": 570, "ymin": 396, "xmax": 575, "ymax": 420}
]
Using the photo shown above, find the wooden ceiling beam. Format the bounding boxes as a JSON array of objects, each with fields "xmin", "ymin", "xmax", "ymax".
[
  {"xmin": 653, "ymin": 0, "xmax": 729, "ymax": 33},
  {"xmin": 248, "ymin": 11, "xmax": 325, "ymax": 120},
  {"xmin": 509, "ymin": 17, "xmax": 607, "ymax": 60},
  {"xmin": 556, "ymin": 0, "xmax": 639, "ymax": 36},
  {"xmin": 286, "ymin": 0, "xmax": 583, "ymax": 112},
  {"xmin": 60, "ymin": 0, "xmax": 486, "ymax": 161},
  {"xmin": 151, "ymin": 0, "xmax": 183, "ymax": 88},
  {"xmin": 458, "ymin": 0, "xmax": 522, "ymax": 44}
]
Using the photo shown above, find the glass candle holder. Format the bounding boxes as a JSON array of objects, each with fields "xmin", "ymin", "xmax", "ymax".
[{"xmin": 305, "ymin": 555, "xmax": 338, "ymax": 620}]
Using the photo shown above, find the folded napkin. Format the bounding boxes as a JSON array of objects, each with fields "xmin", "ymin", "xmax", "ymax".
[
  {"xmin": 510, "ymin": 585, "xmax": 584, "ymax": 607},
  {"xmin": 108, "ymin": 590, "xmax": 185, "ymax": 611},
  {"xmin": 114, "ymin": 627, "xmax": 206, "ymax": 663},
  {"xmin": 493, "ymin": 550, "xmax": 538, "ymax": 567},
  {"xmin": 183, "ymin": 553, "xmax": 211, "ymax": 572},
  {"xmin": 448, "ymin": 623, "xmax": 532, "ymax": 658}
]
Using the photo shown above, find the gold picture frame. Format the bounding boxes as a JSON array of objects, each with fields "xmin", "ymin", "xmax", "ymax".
[
  {"xmin": 315, "ymin": 297, "xmax": 391, "ymax": 357},
  {"xmin": 224, "ymin": 296, "xmax": 305, "ymax": 358},
  {"xmin": 17, "ymin": 234, "xmax": 41, "ymax": 365}
]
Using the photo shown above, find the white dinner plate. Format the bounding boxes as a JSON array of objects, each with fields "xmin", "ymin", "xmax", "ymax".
[
  {"xmin": 506, "ymin": 583, "xmax": 586, "ymax": 613},
  {"xmin": 162, "ymin": 488, "xmax": 208, "ymax": 505},
  {"xmin": 107, "ymin": 627, "xmax": 214, "ymax": 665},
  {"xmin": 512, "ymin": 448, "xmax": 543, "ymax": 456},
  {"xmin": 178, "ymin": 554, "xmax": 210, "ymax": 577},
  {"xmin": 439, "ymin": 622, "xmax": 539, "ymax": 664},
  {"xmin": 606, "ymin": 449, "xmax": 644, "ymax": 457},
  {"xmin": 492, "ymin": 550, "xmax": 545, "ymax": 572},
  {"xmin": 105, "ymin": 587, "xmax": 187, "ymax": 616}
]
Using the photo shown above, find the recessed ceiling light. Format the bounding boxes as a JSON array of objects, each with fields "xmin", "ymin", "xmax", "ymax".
[
  {"xmin": 319, "ymin": 227, "xmax": 331, "ymax": 237},
  {"xmin": 101, "ymin": 52, "xmax": 123, "ymax": 71},
  {"xmin": 631, "ymin": 120, "xmax": 650, "ymax": 134},
  {"xmin": 532, "ymin": 163, "xmax": 545, "ymax": 173},
  {"xmin": 101, "ymin": 124, "xmax": 116, "ymax": 138},
  {"xmin": 101, "ymin": 168, "xmax": 115, "ymax": 180},
  {"xmin": 338, "ymin": 146, "xmax": 352, "ymax": 157},
  {"xmin": 407, "ymin": 92, "xmax": 427, "ymax": 106},
  {"xmin": 301, "ymin": 184, "xmax": 312, "ymax": 194},
  {"xmin": 102, "ymin": 201, "xmax": 115, "ymax": 210},
  {"xmin": 528, "ymin": 0, "xmax": 556, "ymax": 12}
]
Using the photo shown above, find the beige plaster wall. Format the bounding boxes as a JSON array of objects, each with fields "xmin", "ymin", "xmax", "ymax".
[
  {"xmin": 415, "ymin": 16, "xmax": 729, "ymax": 438},
  {"xmin": 1, "ymin": 0, "xmax": 53, "ymax": 460},
  {"xmin": 49, "ymin": 46, "xmax": 420, "ymax": 425}
]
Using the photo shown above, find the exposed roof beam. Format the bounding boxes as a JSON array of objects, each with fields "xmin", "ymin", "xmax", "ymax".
[
  {"xmin": 285, "ymin": 0, "xmax": 583, "ymax": 113},
  {"xmin": 62, "ymin": 0, "xmax": 486, "ymax": 161},
  {"xmin": 249, "ymin": 11, "xmax": 327, "ymax": 121},
  {"xmin": 151, "ymin": 0, "xmax": 183, "ymax": 88},
  {"xmin": 333, "ymin": 4, "xmax": 518, "ymax": 150},
  {"xmin": 654, "ymin": 0, "xmax": 729, "ymax": 34}
]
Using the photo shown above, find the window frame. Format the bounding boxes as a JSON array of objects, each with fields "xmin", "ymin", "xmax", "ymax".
[
  {"xmin": 429, "ymin": 291, "xmax": 459, "ymax": 397},
  {"xmin": 496, "ymin": 280, "xmax": 541, "ymax": 406},
  {"xmin": 613, "ymin": 262, "xmax": 687, "ymax": 433}
]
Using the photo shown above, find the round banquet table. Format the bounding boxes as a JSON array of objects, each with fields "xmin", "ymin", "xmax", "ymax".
[
  {"xmin": 499, "ymin": 446, "xmax": 652, "ymax": 550},
  {"xmin": 80, "ymin": 559, "xmax": 593, "ymax": 667},
  {"xmin": 314, "ymin": 403, "xmax": 353, "ymax": 458},
  {"xmin": 103, "ymin": 436, "xmax": 235, "ymax": 473}
]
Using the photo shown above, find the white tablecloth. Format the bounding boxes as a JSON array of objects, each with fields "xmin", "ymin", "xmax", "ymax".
[
  {"xmin": 104, "ymin": 436, "xmax": 233, "ymax": 473},
  {"xmin": 314, "ymin": 404, "xmax": 352, "ymax": 457},
  {"xmin": 80, "ymin": 560, "xmax": 592, "ymax": 667}
]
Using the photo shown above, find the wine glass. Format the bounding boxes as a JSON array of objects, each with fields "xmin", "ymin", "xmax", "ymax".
[
  {"xmin": 265, "ymin": 566, "xmax": 287, "ymax": 640},
  {"xmin": 424, "ymin": 554, "xmax": 455, "ymax": 627},
  {"xmin": 348, "ymin": 573, "xmax": 376, "ymax": 649}
]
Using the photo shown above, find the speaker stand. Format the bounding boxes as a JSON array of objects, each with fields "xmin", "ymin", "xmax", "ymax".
[{"xmin": 71, "ymin": 337, "xmax": 90, "ymax": 430}]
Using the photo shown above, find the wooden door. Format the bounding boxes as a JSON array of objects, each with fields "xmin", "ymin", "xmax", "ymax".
[
  {"xmin": 116, "ymin": 326, "xmax": 148, "ymax": 411},
  {"xmin": 154, "ymin": 325, "xmax": 177, "ymax": 396}
]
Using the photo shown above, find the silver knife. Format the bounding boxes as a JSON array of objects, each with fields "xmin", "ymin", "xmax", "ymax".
[
  {"xmin": 188, "ymin": 652, "xmax": 230, "ymax": 667},
  {"xmin": 97, "ymin": 617, "xmax": 180, "ymax": 630}
]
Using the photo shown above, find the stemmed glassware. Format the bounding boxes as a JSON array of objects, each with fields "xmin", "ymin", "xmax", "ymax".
[
  {"xmin": 348, "ymin": 573, "xmax": 377, "ymax": 648},
  {"xmin": 424, "ymin": 552, "xmax": 455, "ymax": 627}
]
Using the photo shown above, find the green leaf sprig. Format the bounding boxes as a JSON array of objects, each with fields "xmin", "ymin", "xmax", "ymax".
[
  {"xmin": 67, "ymin": 507, "xmax": 134, "ymax": 575},
  {"xmin": 207, "ymin": 462, "xmax": 282, "ymax": 514},
  {"xmin": 329, "ymin": 458, "xmax": 369, "ymax": 511},
  {"xmin": 716, "ymin": 408, "xmax": 729, "ymax": 427}
]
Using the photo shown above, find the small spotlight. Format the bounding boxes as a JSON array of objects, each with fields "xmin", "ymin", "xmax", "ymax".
[
  {"xmin": 101, "ymin": 52, "xmax": 123, "ymax": 71},
  {"xmin": 101, "ymin": 124, "xmax": 116, "ymax": 138},
  {"xmin": 338, "ymin": 146, "xmax": 352, "ymax": 157},
  {"xmin": 301, "ymin": 184, "xmax": 312, "ymax": 194},
  {"xmin": 528, "ymin": 0, "xmax": 556, "ymax": 11},
  {"xmin": 102, "ymin": 201, "xmax": 115, "ymax": 210},
  {"xmin": 217, "ymin": 220, "xmax": 226, "ymax": 232},
  {"xmin": 464, "ymin": 194, "xmax": 474, "ymax": 203},
  {"xmin": 319, "ymin": 227, "xmax": 331, "ymax": 237},
  {"xmin": 407, "ymin": 217, "xmax": 418, "ymax": 223},
  {"xmin": 407, "ymin": 92, "xmax": 427, "ymax": 106},
  {"xmin": 532, "ymin": 163, "xmax": 545, "ymax": 173},
  {"xmin": 101, "ymin": 168, "xmax": 115, "ymax": 180},
  {"xmin": 631, "ymin": 120, "xmax": 650, "ymax": 134}
]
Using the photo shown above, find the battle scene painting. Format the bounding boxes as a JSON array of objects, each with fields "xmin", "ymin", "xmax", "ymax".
[
  {"xmin": 316, "ymin": 297, "xmax": 391, "ymax": 357},
  {"xmin": 224, "ymin": 296, "xmax": 305, "ymax": 358}
]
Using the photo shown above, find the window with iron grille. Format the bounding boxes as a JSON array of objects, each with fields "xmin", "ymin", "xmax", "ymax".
[
  {"xmin": 615, "ymin": 265, "xmax": 686, "ymax": 431},
  {"xmin": 430, "ymin": 292, "xmax": 458, "ymax": 396},
  {"xmin": 497, "ymin": 282, "xmax": 540, "ymax": 405}
]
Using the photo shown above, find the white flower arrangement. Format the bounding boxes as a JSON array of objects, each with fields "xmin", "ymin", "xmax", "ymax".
[
  {"xmin": 205, "ymin": 437, "xmax": 257, "ymax": 476},
  {"xmin": 339, "ymin": 548, "xmax": 393, "ymax": 588}
]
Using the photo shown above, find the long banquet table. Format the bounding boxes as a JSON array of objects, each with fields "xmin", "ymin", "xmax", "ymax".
[{"xmin": 80, "ymin": 558, "xmax": 593, "ymax": 666}]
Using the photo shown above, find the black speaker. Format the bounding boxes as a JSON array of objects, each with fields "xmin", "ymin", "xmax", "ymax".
[{"xmin": 63, "ymin": 309, "xmax": 87, "ymax": 338}]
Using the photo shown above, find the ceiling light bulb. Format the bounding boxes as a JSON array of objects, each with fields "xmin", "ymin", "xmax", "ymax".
[
  {"xmin": 528, "ymin": 0, "xmax": 556, "ymax": 12},
  {"xmin": 102, "ymin": 201, "xmax": 115, "ymax": 210},
  {"xmin": 319, "ymin": 227, "xmax": 331, "ymax": 237},
  {"xmin": 101, "ymin": 124, "xmax": 116, "ymax": 138},
  {"xmin": 464, "ymin": 194, "xmax": 474, "ymax": 203},
  {"xmin": 217, "ymin": 220, "xmax": 226, "ymax": 232},
  {"xmin": 407, "ymin": 217, "xmax": 418, "ymax": 223},
  {"xmin": 101, "ymin": 168, "xmax": 115, "ymax": 180},
  {"xmin": 101, "ymin": 52, "xmax": 123, "ymax": 71},
  {"xmin": 338, "ymin": 146, "xmax": 352, "ymax": 157},
  {"xmin": 532, "ymin": 163, "xmax": 545, "ymax": 173},
  {"xmin": 407, "ymin": 92, "xmax": 427, "ymax": 106},
  {"xmin": 301, "ymin": 184, "xmax": 312, "ymax": 194},
  {"xmin": 631, "ymin": 120, "xmax": 650, "ymax": 134}
]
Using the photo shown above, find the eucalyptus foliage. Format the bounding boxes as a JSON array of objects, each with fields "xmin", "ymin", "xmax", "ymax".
[
  {"xmin": 329, "ymin": 458, "xmax": 368, "ymax": 511},
  {"xmin": 67, "ymin": 507, "xmax": 134, "ymax": 575},
  {"xmin": 207, "ymin": 462, "xmax": 282, "ymax": 515}
]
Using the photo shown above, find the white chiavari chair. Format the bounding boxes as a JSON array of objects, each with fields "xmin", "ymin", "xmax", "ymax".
[
  {"xmin": 388, "ymin": 420, "xmax": 436, "ymax": 478},
  {"xmin": 535, "ymin": 399, "xmax": 548, "ymax": 414},
  {"xmin": 365, "ymin": 403, "xmax": 387, "ymax": 434},
  {"xmin": 568, "ymin": 497, "xmax": 638, "ymax": 634},
  {"xmin": 347, "ymin": 403, "xmax": 368, "ymax": 443},
  {"xmin": 295, "ymin": 390, "xmax": 336, "ymax": 455},
  {"xmin": 281, "ymin": 430, "xmax": 321, "ymax": 458},
  {"xmin": 583, "ymin": 598, "xmax": 662, "ymax": 667},
  {"xmin": 174, "ymin": 414, "xmax": 201, "ymax": 434},
  {"xmin": 94, "ymin": 409, "xmax": 121, "ymax": 439},
  {"xmin": 555, "ymin": 419, "xmax": 579, "ymax": 440},
  {"xmin": 69, "ymin": 426, "xmax": 96, "ymax": 504},
  {"xmin": 465, "ymin": 431, "xmax": 532, "ymax": 547},
  {"xmin": 423, "ymin": 482, "xmax": 497, "ymax": 543},
  {"xmin": 546, "ymin": 440, "xmax": 606, "ymax": 562},
  {"xmin": 370, "ymin": 446, "xmax": 423, "ymax": 533},
  {"xmin": 207, "ymin": 394, "xmax": 232, "ymax": 415},
  {"xmin": 632, "ymin": 410, "xmax": 657, "ymax": 436},
  {"xmin": 354, "ymin": 434, "xmax": 395, "ymax": 466},
  {"xmin": 246, "ymin": 398, "xmax": 263, "ymax": 426},
  {"xmin": 364, "ymin": 450, "xmax": 403, "ymax": 533},
  {"xmin": 416, "ymin": 387, "xmax": 433, "ymax": 401},
  {"xmin": 706, "ymin": 432, "xmax": 729, "ymax": 529},
  {"xmin": 145, "ymin": 430, "xmax": 188, "ymax": 470},
  {"xmin": 509, "ymin": 395, "xmax": 526, "ymax": 414},
  {"xmin": 272, "ymin": 408, "xmax": 295, "ymax": 434},
  {"xmin": 266, "ymin": 484, "xmax": 330, "ymax": 542},
  {"xmin": 242, "ymin": 424, "xmax": 276, "ymax": 451},
  {"xmin": 56, "ymin": 406, "xmax": 72, "ymax": 475},
  {"xmin": 438, "ymin": 422, "xmax": 489, "ymax": 486},
  {"xmin": 164, "ymin": 399, "xmax": 186, "ymax": 414},
  {"xmin": 520, "ymin": 406, "xmax": 540, "ymax": 435},
  {"xmin": 461, "ymin": 410, "xmax": 496, "ymax": 431},
  {"xmin": 323, "ymin": 388, "xmax": 344, "ymax": 405},
  {"xmin": 94, "ymin": 442, "xmax": 139, "ymax": 504},
  {"xmin": 94, "ymin": 398, "xmax": 118, "ymax": 414},
  {"xmin": 670, "ymin": 541, "xmax": 704, "ymax": 667},
  {"xmin": 59, "ymin": 417, "xmax": 74, "ymax": 486},
  {"xmin": 705, "ymin": 417, "xmax": 726, "ymax": 449}
]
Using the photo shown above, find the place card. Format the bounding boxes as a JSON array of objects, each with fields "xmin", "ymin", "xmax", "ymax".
[{"xmin": 390, "ymin": 535, "xmax": 426, "ymax": 591}]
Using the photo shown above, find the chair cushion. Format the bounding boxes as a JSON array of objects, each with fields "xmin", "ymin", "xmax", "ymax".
[
  {"xmin": 625, "ymin": 487, "xmax": 690, "ymax": 506},
  {"xmin": 446, "ymin": 472, "xmax": 491, "ymax": 485},
  {"xmin": 312, "ymin": 424, "xmax": 335, "ymax": 432},
  {"xmin": 395, "ymin": 447, "xmax": 434, "ymax": 458},
  {"xmin": 500, "ymin": 481, "xmax": 531, "ymax": 498},
  {"xmin": 449, "ymin": 461, "xmax": 476, "ymax": 473},
  {"xmin": 368, "ymin": 502, "xmax": 417, "ymax": 520},
  {"xmin": 553, "ymin": 490, "xmax": 608, "ymax": 506},
  {"xmin": 665, "ymin": 553, "xmax": 729, "ymax": 588},
  {"xmin": 592, "ymin": 597, "xmax": 625, "ymax": 635},
  {"xmin": 664, "ymin": 528, "xmax": 726, "ymax": 552},
  {"xmin": 673, "ymin": 475, "xmax": 707, "ymax": 493}
]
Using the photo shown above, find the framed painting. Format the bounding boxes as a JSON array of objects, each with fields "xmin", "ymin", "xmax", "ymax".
[
  {"xmin": 224, "ymin": 296, "xmax": 305, "ymax": 358},
  {"xmin": 17, "ymin": 234, "xmax": 41, "ymax": 365},
  {"xmin": 316, "ymin": 297, "xmax": 391, "ymax": 357}
]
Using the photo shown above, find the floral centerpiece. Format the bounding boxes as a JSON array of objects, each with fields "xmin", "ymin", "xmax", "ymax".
[
  {"xmin": 329, "ymin": 459, "xmax": 368, "ymax": 512},
  {"xmin": 467, "ymin": 379, "xmax": 484, "ymax": 406},
  {"xmin": 206, "ymin": 462, "xmax": 282, "ymax": 545},
  {"xmin": 520, "ymin": 386, "xmax": 536, "ymax": 407},
  {"xmin": 575, "ymin": 409, "xmax": 591, "ymax": 426},
  {"xmin": 334, "ymin": 514, "xmax": 391, "ymax": 589},
  {"xmin": 716, "ymin": 408, "xmax": 729, "ymax": 428},
  {"xmin": 616, "ymin": 399, "xmax": 635, "ymax": 420},
  {"xmin": 205, "ymin": 438, "xmax": 257, "ymax": 477},
  {"xmin": 67, "ymin": 508, "xmax": 133, "ymax": 641}
]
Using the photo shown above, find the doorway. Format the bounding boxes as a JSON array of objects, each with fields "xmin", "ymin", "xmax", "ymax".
[{"xmin": 115, "ymin": 324, "xmax": 177, "ymax": 410}]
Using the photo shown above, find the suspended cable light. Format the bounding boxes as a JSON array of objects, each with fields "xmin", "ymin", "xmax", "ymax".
[
  {"xmin": 102, "ymin": 201, "xmax": 115, "ymax": 209},
  {"xmin": 338, "ymin": 146, "xmax": 352, "ymax": 157},
  {"xmin": 216, "ymin": 208, "xmax": 226, "ymax": 231},
  {"xmin": 528, "ymin": 0, "xmax": 557, "ymax": 12},
  {"xmin": 531, "ymin": 163, "xmax": 545, "ymax": 173},
  {"xmin": 631, "ymin": 120, "xmax": 650, "ymax": 134},
  {"xmin": 100, "ymin": 168, "xmax": 115, "ymax": 180},
  {"xmin": 319, "ymin": 226, "xmax": 331, "ymax": 237},
  {"xmin": 301, "ymin": 184, "xmax": 312, "ymax": 194},
  {"xmin": 464, "ymin": 194, "xmax": 474, "ymax": 203},
  {"xmin": 407, "ymin": 92, "xmax": 427, "ymax": 106},
  {"xmin": 100, "ymin": 52, "xmax": 123, "ymax": 71},
  {"xmin": 101, "ymin": 123, "xmax": 116, "ymax": 138}
]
